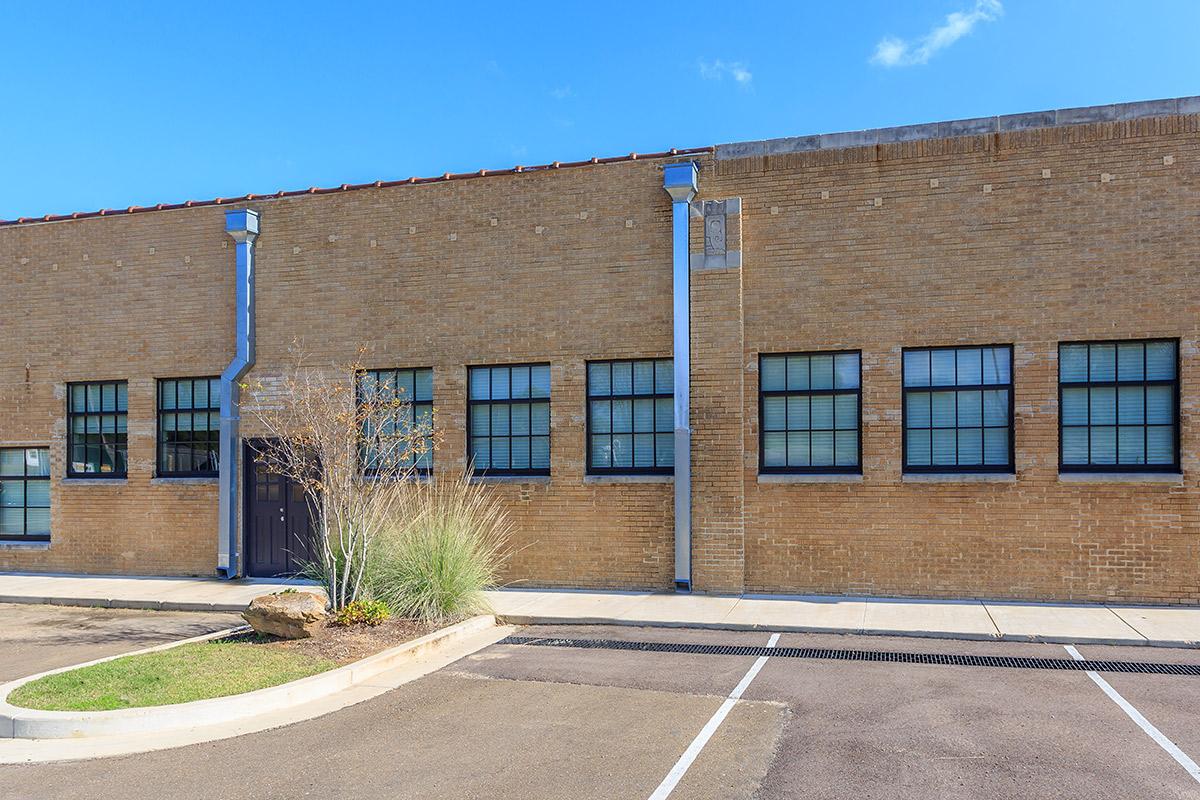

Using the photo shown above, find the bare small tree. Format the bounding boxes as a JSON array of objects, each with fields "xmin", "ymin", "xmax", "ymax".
[{"xmin": 245, "ymin": 350, "xmax": 438, "ymax": 611}]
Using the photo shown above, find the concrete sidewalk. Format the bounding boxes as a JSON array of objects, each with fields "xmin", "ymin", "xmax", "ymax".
[
  {"xmin": 1, "ymin": 573, "xmax": 1196, "ymax": 647},
  {"xmin": 0, "ymin": 572, "xmax": 310, "ymax": 612},
  {"xmin": 485, "ymin": 588, "xmax": 1200, "ymax": 648}
]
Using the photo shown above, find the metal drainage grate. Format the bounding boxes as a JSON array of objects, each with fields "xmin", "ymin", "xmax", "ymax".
[{"xmin": 498, "ymin": 636, "xmax": 1200, "ymax": 677}]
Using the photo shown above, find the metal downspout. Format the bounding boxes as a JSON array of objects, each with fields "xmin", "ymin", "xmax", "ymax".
[
  {"xmin": 663, "ymin": 162, "xmax": 698, "ymax": 591},
  {"xmin": 217, "ymin": 209, "xmax": 260, "ymax": 578}
]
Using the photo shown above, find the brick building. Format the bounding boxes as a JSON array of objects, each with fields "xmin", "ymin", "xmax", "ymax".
[{"xmin": 2, "ymin": 96, "xmax": 1197, "ymax": 604}]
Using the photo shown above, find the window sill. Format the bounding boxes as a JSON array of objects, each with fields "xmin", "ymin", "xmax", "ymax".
[
  {"xmin": 902, "ymin": 473, "xmax": 1016, "ymax": 484},
  {"xmin": 0, "ymin": 540, "xmax": 50, "ymax": 550},
  {"xmin": 758, "ymin": 473, "xmax": 863, "ymax": 484},
  {"xmin": 584, "ymin": 474, "xmax": 674, "ymax": 485},
  {"xmin": 151, "ymin": 477, "xmax": 218, "ymax": 485},
  {"xmin": 1059, "ymin": 472, "xmax": 1183, "ymax": 485},
  {"xmin": 61, "ymin": 478, "xmax": 128, "ymax": 486},
  {"xmin": 469, "ymin": 475, "xmax": 551, "ymax": 485}
]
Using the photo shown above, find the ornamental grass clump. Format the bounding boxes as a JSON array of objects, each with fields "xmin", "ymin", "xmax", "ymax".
[{"xmin": 364, "ymin": 473, "xmax": 511, "ymax": 623}]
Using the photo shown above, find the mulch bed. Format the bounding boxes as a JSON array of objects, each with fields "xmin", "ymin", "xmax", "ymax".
[{"xmin": 228, "ymin": 618, "xmax": 445, "ymax": 665}]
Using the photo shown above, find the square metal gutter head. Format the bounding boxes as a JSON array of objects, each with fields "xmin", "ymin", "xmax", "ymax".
[
  {"xmin": 663, "ymin": 161, "xmax": 698, "ymax": 203},
  {"xmin": 225, "ymin": 208, "xmax": 260, "ymax": 242}
]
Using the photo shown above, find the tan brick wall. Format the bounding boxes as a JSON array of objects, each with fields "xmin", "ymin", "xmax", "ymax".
[
  {"xmin": 0, "ymin": 212, "xmax": 231, "ymax": 575},
  {"xmin": 708, "ymin": 114, "xmax": 1200, "ymax": 603},
  {"xmin": 2, "ymin": 113, "xmax": 1198, "ymax": 603},
  {"xmin": 1, "ymin": 159, "xmax": 680, "ymax": 585}
]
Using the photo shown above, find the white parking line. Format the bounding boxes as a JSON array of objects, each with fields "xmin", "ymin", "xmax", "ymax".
[
  {"xmin": 648, "ymin": 633, "xmax": 780, "ymax": 800},
  {"xmin": 1064, "ymin": 645, "xmax": 1200, "ymax": 784}
]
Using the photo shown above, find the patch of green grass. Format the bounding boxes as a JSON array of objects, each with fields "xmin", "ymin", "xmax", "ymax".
[{"xmin": 8, "ymin": 638, "xmax": 337, "ymax": 711}]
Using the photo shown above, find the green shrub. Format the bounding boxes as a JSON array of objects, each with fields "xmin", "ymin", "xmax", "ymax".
[
  {"xmin": 332, "ymin": 598, "xmax": 391, "ymax": 627},
  {"xmin": 365, "ymin": 473, "xmax": 511, "ymax": 623}
]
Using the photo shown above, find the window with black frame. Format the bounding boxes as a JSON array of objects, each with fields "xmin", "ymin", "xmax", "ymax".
[
  {"xmin": 358, "ymin": 368, "xmax": 434, "ymax": 472},
  {"xmin": 903, "ymin": 346, "xmax": 1013, "ymax": 473},
  {"xmin": 158, "ymin": 377, "xmax": 221, "ymax": 477},
  {"xmin": 468, "ymin": 364, "xmax": 550, "ymax": 475},
  {"xmin": 1059, "ymin": 339, "xmax": 1179, "ymax": 472},
  {"xmin": 67, "ymin": 381, "xmax": 128, "ymax": 477},
  {"xmin": 759, "ymin": 351, "xmax": 861, "ymax": 473},
  {"xmin": 0, "ymin": 447, "xmax": 50, "ymax": 542},
  {"xmin": 587, "ymin": 358, "xmax": 673, "ymax": 474}
]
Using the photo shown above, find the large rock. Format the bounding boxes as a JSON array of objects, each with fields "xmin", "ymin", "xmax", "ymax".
[{"xmin": 243, "ymin": 591, "xmax": 327, "ymax": 639}]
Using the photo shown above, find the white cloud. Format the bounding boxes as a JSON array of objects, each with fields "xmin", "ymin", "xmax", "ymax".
[
  {"xmin": 871, "ymin": 0, "xmax": 1003, "ymax": 67},
  {"xmin": 549, "ymin": 85, "xmax": 573, "ymax": 100},
  {"xmin": 698, "ymin": 59, "xmax": 752, "ymax": 86}
]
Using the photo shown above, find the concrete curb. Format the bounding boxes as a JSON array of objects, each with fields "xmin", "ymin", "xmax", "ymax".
[
  {"xmin": 0, "ymin": 615, "xmax": 496, "ymax": 739},
  {"xmin": 0, "ymin": 594, "xmax": 257, "ymax": 613},
  {"xmin": 498, "ymin": 614, "xmax": 1197, "ymax": 649}
]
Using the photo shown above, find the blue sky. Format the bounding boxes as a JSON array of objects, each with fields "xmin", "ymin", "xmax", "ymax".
[{"xmin": 2, "ymin": 1, "xmax": 1197, "ymax": 219}]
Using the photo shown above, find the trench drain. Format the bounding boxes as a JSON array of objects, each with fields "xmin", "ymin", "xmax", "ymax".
[{"xmin": 498, "ymin": 636, "xmax": 1200, "ymax": 677}]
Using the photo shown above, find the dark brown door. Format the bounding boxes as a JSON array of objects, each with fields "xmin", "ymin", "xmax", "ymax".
[{"xmin": 244, "ymin": 439, "xmax": 318, "ymax": 578}]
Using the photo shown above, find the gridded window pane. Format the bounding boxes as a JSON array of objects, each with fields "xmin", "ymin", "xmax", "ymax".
[
  {"xmin": 1117, "ymin": 343, "xmax": 1145, "ymax": 381},
  {"xmin": 587, "ymin": 359, "xmax": 673, "ymax": 473},
  {"xmin": 1060, "ymin": 345, "xmax": 1088, "ymax": 382},
  {"xmin": 1062, "ymin": 427, "xmax": 1089, "ymax": 464},
  {"xmin": 531, "ymin": 365, "xmax": 551, "ymax": 398},
  {"xmin": 511, "ymin": 367, "xmax": 530, "ymax": 399},
  {"xmin": 956, "ymin": 349, "xmax": 982, "ymax": 385},
  {"xmin": 763, "ymin": 432, "xmax": 786, "ymax": 467},
  {"xmin": 358, "ymin": 369, "xmax": 435, "ymax": 474},
  {"xmin": 811, "ymin": 431, "xmax": 835, "ymax": 466},
  {"xmin": 1147, "ymin": 426, "xmax": 1174, "ymax": 464},
  {"xmin": 655, "ymin": 434, "xmax": 674, "ymax": 467},
  {"xmin": 760, "ymin": 351, "xmax": 860, "ymax": 472},
  {"xmin": 1090, "ymin": 345, "xmax": 1116, "ymax": 381},
  {"xmin": 904, "ymin": 350, "xmax": 931, "ymax": 387},
  {"xmin": 984, "ymin": 428, "xmax": 1009, "ymax": 465},
  {"xmin": 982, "ymin": 348, "xmax": 1012, "ymax": 385},
  {"xmin": 0, "ymin": 447, "xmax": 50, "ymax": 541},
  {"xmin": 588, "ymin": 363, "xmax": 611, "ymax": 395},
  {"xmin": 787, "ymin": 356, "xmax": 809, "ymax": 390},
  {"xmin": 1090, "ymin": 427, "xmax": 1117, "ymax": 464},
  {"xmin": 904, "ymin": 346, "xmax": 1013, "ymax": 472},
  {"xmin": 907, "ymin": 429, "xmax": 932, "ymax": 465},
  {"xmin": 760, "ymin": 357, "xmax": 786, "ymax": 392},
  {"xmin": 787, "ymin": 432, "xmax": 810, "ymax": 466},
  {"xmin": 654, "ymin": 360, "xmax": 673, "ymax": 393},
  {"xmin": 68, "ymin": 381, "xmax": 128, "ymax": 477},
  {"xmin": 0, "ymin": 450, "xmax": 22, "ymax": 476},
  {"xmin": 810, "ymin": 356, "xmax": 834, "ymax": 390},
  {"xmin": 1060, "ymin": 340, "xmax": 1178, "ymax": 471},
  {"xmin": 931, "ymin": 350, "xmax": 956, "ymax": 385},
  {"xmin": 469, "ymin": 365, "xmax": 549, "ymax": 475},
  {"xmin": 1118, "ymin": 427, "xmax": 1145, "ymax": 465},
  {"xmin": 1146, "ymin": 341, "xmax": 1176, "ymax": 380},
  {"xmin": 834, "ymin": 353, "xmax": 860, "ymax": 389},
  {"xmin": 158, "ymin": 377, "xmax": 222, "ymax": 476}
]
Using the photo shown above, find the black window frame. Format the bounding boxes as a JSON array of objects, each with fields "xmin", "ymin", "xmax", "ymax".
[
  {"xmin": 66, "ymin": 380, "xmax": 129, "ymax": 479},
  {"xmin": 758, "ymin": 350, "xmax": 863, "ymax": 475},
  {"xmin": 901, "ymin": 344, "xmax": 1015, "ymax": 474},
  {"xmin": 467, "ymin": 363, "xmax": 551, "ymax": 477},
  {"xmin": 0, "ymin": 447, "xmax": 51, "ymax": 542},
  {"xmin": 356, "ymin": 367, "xmax": 435, "ymax": 475},
  {"xmin": 1058, "ymin": 338, "xmax": 1181, "ymax": 474},
  {"xmin": 586, "ymin": 357, "xmax": 675, "ymax": 476},
  {"xmin": 156, "ymin": 376, "xmax": 221, "ymax": 478}
]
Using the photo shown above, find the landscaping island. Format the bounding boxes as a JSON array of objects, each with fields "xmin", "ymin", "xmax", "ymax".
[{"xmin": 8, "ymin": 614, "xmax": 441, "ymax": 712}]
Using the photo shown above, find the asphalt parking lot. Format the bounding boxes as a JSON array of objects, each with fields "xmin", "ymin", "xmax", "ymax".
[
  {"xmin": 2, "ymin": 623, "xmax": 1199, "ymax": 799},
  {"xmin": 0, "ymin": 603, "xmax": 243, "ymax": 682}
]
